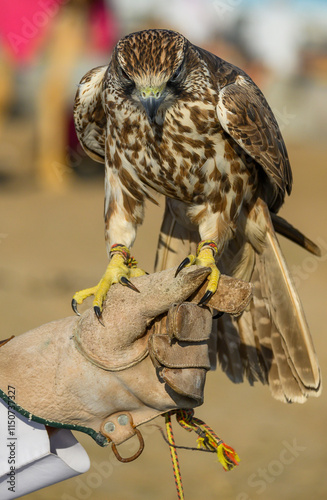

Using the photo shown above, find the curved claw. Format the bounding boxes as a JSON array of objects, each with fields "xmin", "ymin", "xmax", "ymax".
[
  {"xmin": 94, "ymin": 306, "xmax": 105, "ymax": 326},
  {"xmin": 175, "ymin": 257, "xmax": 191, "ymax": 277},
  {"xmin": 198, "ymin": 290, "xmax": 214, "ymax": 306},
  {"xmin": 71, "ymin": 298, "xmax": 80, "ymax": 316},
  {"xmin": 119, "ymin": 276, "xmax": 140, "ymax": 293}
]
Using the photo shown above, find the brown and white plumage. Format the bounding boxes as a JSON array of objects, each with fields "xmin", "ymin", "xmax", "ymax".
[
  {"xmin": 74, "ymin": 65, "xmax": 107, "ymax": 163},
  {"xmin": 73, "ymin": 29, "xmax": 321, "ymax": 402}
]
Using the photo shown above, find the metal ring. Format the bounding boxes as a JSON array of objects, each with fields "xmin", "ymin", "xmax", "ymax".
[{"xmin": 111, "ymin": 428, "xmax": 144, "ymax": 463}]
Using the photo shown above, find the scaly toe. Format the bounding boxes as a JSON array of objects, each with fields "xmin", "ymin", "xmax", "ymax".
[
  {"xmin": 72, "ymin": 285, "xmax": 98, "ymax": 315},
  {"xmin": 197, "ymin": 266, "xmax": 220, "ymax": 306},
  {"xmin": 72, "ymin": 247, "xmax": 143, "ymax": 320},
  {"xmin": 195, "ymin": 240, "xmax": 220, "ymax": 306}
]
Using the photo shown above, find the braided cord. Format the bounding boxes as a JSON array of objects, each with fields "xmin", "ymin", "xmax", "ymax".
[
  {"xmin": 165, "ymin": 412, "xmax": 185, "ymax": 500},
  {"xmin": 176, "ymin": 409, "xmax": 240, "ymax": 472},
  {"xmin": 164, "ymin": 409, "xmax": 239, "ymax": 498}
]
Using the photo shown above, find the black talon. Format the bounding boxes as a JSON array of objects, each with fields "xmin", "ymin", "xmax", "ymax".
[
  {"xmin": 94, "ymin": 306, "xmax": 105, "ymax": 326},
  {"xmin": 213, "ymin": 311, "xmax": 224, "ymax": 319},
  {"xmin": 71, "ymin": 299, "xmax": 80, "ymax": 316},
  {"xmin": 175, "ymin": 257, "xmax": 191, "ymax": 277},
  {"xmin": 120, "ymin": 276, "xmax": 140, "ymax": 293},
  {"xmin": 198, "ymin": 290, "xmax": 214, "ymax": 306}
]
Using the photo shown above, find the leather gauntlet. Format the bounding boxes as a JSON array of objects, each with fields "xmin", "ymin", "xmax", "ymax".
[{"xmin": 0, "ymin": 266, "xmax": 251, "ymax": 456}]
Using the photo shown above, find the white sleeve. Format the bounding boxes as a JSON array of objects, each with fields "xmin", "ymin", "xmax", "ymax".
[{"xmin": 0, "ymin": 398, "xmax": 90, "ymax": 499}]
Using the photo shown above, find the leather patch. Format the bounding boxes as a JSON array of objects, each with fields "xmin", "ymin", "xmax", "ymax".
[
  {"xmin": 100, "ymin": 411, "xmax": 136, "ymax": 445},
  {"xmin": 149, "ymin": 333, "xmax": 211, "ymax": 370},
  {"xmin": 161, "ymin": 367, "xmax": 206, "ymax": 404},
  {"xmin": 191, "ymin": 274, "xmax": 253, "ymax": 314},
  {"xmin": 167, "ymin": 303, "xmax": 212, "ymax": 341}
]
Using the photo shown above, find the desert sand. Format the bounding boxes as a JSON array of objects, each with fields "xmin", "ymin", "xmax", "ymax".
[{"xmin": 0, "ymin": 142, "xmax": 326, "ymax": 500}]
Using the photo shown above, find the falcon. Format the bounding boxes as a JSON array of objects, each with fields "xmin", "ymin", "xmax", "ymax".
[{"xmin": 72, "ymin": 29, "xmax": 321, "ymax": 402}]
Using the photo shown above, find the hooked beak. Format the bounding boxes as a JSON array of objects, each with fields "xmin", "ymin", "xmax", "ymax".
[{"xmin": 139, "ymin": 85, "xmax": 166, "ymax": 123}]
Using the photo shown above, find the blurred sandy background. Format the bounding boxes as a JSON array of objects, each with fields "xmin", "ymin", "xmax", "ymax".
[{"xmin": 0, "ymin": 0, "xmax": 327, "ymax": 499}]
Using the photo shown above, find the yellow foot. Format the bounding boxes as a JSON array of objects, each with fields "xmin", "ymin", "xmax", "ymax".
[
  {"xmin": 175, "ymin": 240, "xmax": 220, "ymax": 306},
  {"xmin": 72, "ymin": 244, "xmax": 146, "ymax": 321}
]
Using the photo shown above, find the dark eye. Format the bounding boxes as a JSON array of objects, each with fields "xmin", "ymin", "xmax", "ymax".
[{"xmin": 170, "ymin": 63, "xmax": 183, "ymax": 83}]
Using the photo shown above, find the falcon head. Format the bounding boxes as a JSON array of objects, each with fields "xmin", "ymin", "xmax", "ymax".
[{"xmin": 111, "ymin": 29, "xmax": 189, "ymax": 122}]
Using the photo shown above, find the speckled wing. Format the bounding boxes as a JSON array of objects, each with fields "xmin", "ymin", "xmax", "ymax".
[
  {"xmin": 73, "ymin": 65, "xmax": 108, "ymax": 163},
  {"xmin": 155, "ymin": 199, "xmax": 321, "ymax": 403},
  {"xmin": 216, "ymin": 72, "xmax": 293, "ymax": 212}
]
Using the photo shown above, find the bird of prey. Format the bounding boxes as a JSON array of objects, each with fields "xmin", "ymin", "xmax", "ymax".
[{"xmin": 72, "ymin": 29, "xmax": 321, "ymax": 403}]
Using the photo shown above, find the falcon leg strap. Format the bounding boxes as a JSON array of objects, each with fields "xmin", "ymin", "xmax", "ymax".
[
  {"xmin": 109, "ymin": 243, "xmax": 131, "ymax": 260},
  {"xmin": 196, "ymin": 239, "xmax": 218, "ymax": 256},
  {"xmin": 164, "ymin": 409, "xmax": 240, "ymax": 499}
]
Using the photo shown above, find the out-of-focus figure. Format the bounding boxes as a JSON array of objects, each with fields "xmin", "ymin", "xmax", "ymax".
[{"xmin": 0, "ymin": 0, "xmax": 118, "ymax": 190}]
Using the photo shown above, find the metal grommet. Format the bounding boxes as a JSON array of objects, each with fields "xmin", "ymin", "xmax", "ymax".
[
  {"xmin": 103, "ymin": 421, "xmax": 115, "ymax": 434},
  {"xmin": 111, "ymin": 428, "xmax": 144, "ymax": 463},
  {"xmin": 117, "ymin": 414, "xmax": 129, "ymax": 426}
]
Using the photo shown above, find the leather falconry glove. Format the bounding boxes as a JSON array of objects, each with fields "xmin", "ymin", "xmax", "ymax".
[{"xmin": 0, "ymin": 266, "xmax": 252, "ymax": 461}]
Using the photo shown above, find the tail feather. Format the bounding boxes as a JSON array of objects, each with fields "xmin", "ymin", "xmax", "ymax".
[
  {"xmin": 267, "ymin": 352, "xmax": 286, "ymax": 402},
  {"xmin": 270, "ymin": 326, "xmax": 308, "ymax": 403},
  {"xmin": 260, "ymin": 204, "xmax": 321, "ymax": 395},
  {"xmin": 235, "ymin": 307, "xmax": 267, "ymax": 385},
  {"xmin": 155, "ymin": 198, "xmax": 321, "ymax": 403},
  {"xmin": 271, "ymin": 213, "xmax": 321, "ymax": 257},
  {"xmin": 216, "ymin": 315, "xmax": 244, "ymax": 384}
]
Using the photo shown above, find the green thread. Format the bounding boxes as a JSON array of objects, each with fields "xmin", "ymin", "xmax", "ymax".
[{"xmin": 0, "ymin": 387, "xmax": 108, "ymax": 447}]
